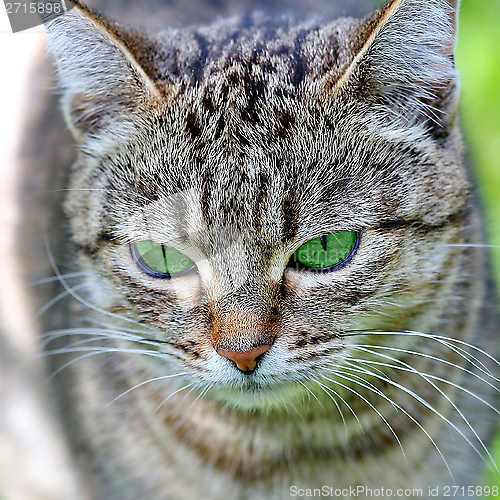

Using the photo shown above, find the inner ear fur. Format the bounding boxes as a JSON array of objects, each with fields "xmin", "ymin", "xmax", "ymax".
[
  {"xmin": 45, "ymin": 0, "xmax": 164, "ymax": 142},
  {"xmin": 328, "ymin": 0, "xmax": 460, "ymax": 135}
]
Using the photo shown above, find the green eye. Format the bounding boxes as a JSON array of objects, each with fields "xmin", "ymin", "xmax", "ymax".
[
  {"xmin": 293, "ymin": 231, "xmax": 358, "ymax": 270},
  {"xmin": 132, "ymin": 241, "xmax": 195, "ymax": 277}
]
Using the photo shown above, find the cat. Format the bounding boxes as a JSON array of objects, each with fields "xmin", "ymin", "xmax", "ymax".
[{"xmin": 11, "ymin": 0, "xmax": 500, "ymax": 498}]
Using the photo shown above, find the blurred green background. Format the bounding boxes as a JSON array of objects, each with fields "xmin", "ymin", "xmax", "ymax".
[{"xmin": 455, "ymin": 0, "xmax": 500, "ymax": 491}]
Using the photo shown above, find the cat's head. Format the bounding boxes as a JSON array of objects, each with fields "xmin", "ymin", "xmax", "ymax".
[{"xmin": 45, "ymin": 0, "xmax": 468, "ymax": 410}]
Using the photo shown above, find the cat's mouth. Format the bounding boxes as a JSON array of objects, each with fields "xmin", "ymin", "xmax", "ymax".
[
  {"xmin": 200, "ymin": 362, "xmax": 314, "ymax": 410},
  {"xmin": 209, "ymin": 380, "xmax": 305, "ymax": 410}
]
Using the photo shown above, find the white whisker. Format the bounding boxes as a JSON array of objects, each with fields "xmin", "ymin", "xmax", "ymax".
[
  {"xmin": 30, "ymin": 271, "xmax": 88, "ymax": 286},
  {"xmin": 154, "ymin": 384, "xmax": 193, "ymax": 414},
  {"xmin": 333, "ymin": 368, "xmax": 399, "ymax": 412},
  {"xmin": 342, "ymin": 357, "xmax": 498, "ymax": 475},
  {"xmin": 35, "ymin": 283, "xmax": 87, "ymax": 318},
  {"xmin": 297, "ymin": 380, "xmax": 323, "ymax": 408},
  {"xmin": 345, "ymin": 331, "xmax": 500, "ymax": 372},
  {"xmin": 41, "ymin": 328, "xmax": 167, "ymax": 351},
  {"xmin": 320, "ymin": 374, "xmax": 406, "ymax": 461},
  {"xmin": 350, "ymin": 344, "xmax": 500, "ymax": 392},
  {"xmin": 43, "ymin": 346, "xmax": 164, "ymax": 358},
  {"xmin": 335, "ymin": 362, "xmax": 453, "ymax": 480},
  {"xmin": 102, "ymin": 373, "xmax": 189, "ymax": 410},
  {"xmin": 312, "ymin": 379, "xmax": 348, "ymax": 428},
  {"xmin": 43, "ymin": 231, "xmax": 152, "ymax": 329},
  {"xmin": 350, "ymin": 348, "xmax": 500, "ymax": 460},
  {"xmin": 440, "ymin": 244, "xmax": 500, "ymax": 249},
  {"xmin": 47, "ymin": 351, "xmax": 103, "ymax": 380}
]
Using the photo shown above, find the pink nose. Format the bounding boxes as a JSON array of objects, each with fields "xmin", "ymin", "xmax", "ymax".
[{"xmin": 217, "ymin": 344, "xmax": 272, "ymax": 372}]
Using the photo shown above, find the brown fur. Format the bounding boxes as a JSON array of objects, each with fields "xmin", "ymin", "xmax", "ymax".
[{"xmin": 11, "ymin": 0, "xmax": 500, "ymax": 498}]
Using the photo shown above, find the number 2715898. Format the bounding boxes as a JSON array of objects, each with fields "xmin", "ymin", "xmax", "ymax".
[
  {"xmin": 5, "ymin": 2, "xmax": 63, "ymax": 14},
  {"xmin": 443, "ymin": 486, "xmax": 499, "ymax": 496}
]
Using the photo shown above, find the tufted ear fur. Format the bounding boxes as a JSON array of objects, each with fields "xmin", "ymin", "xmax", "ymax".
[
  {"xmin": 331, "ymin": 0, "xmax": 460, "ymax": 136},
  {"xmin": 44, "ymin": 0, "xmax": 163, "ymax": 143}
]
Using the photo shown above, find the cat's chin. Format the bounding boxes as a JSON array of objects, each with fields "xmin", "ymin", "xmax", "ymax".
[{"xmin": 207, "ymin": 381, "xmax": 306, "ymax": 411}]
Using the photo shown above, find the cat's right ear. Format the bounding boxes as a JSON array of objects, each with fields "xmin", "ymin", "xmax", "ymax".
[
  {"xmin": 44, "ymin": 1, "xmax": 163, "ymax": 143},
  {"xmin": 327, "ymin": 0, "xmax": 460, "ymax": 137}
]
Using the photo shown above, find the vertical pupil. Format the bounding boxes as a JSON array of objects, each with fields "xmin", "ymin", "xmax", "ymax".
[
  {"xmin": 161, "ymin": 245, "xmax": 168, "ymax": 270},
  {"xmin": 320, "ymin": 235, "xmax": 328, "ymax": 251}
]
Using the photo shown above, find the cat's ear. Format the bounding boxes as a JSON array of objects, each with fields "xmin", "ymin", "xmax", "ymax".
[
  {"xmin": 44, "ymin": 1, "xmax": 163, "ymax": 142},
  {"xmin": 330, "ymin": 0, "xmax": 460, "ymax": 136}
]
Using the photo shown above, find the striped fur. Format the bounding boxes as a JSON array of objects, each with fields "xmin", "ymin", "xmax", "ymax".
[{"xmin": 22, "ymin": 0, "xmax": 500, "ymax": 498}]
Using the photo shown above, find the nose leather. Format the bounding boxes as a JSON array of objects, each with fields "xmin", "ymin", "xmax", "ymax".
[{"xmin": 217, "ymin": 344, "xmax": 272, "ymax": 372}]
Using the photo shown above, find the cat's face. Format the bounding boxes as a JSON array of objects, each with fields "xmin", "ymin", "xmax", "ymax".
[{"xmin": 48, "ymin": 0, "xmax": 466, "ymax": 409}]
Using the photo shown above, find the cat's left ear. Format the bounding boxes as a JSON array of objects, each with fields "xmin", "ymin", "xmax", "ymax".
[
  {"xmin": 329, "ymin": 0, "xmax": 460, "ymax": 136},
  {"xmin": 44, "ymin": 1, "xmax": 164, "ymax": 143}
]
